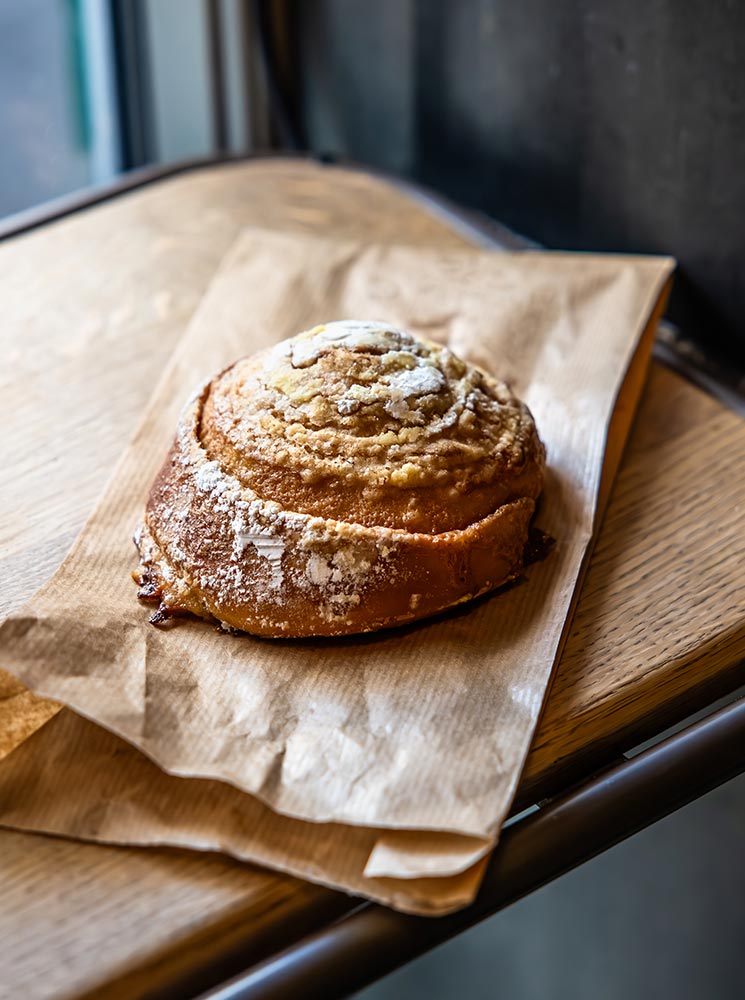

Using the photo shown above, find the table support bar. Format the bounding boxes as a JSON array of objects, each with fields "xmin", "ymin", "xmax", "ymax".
[{"xmin": 199, "ymin": 695, "xmax": 745, "ymax": 1000}]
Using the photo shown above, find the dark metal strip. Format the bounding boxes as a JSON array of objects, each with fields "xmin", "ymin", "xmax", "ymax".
[
  {"xmin": 109, "ymin": 0, "xmax": 155, "ymax": 169},
  {"xmin": 198, "ymin": 696, "xmax": 745, "ymax": 1000},
  {"xmin": 0, "ymin": 152, "xmax": 501, "ymax": 242},
  {"xmin": 207, "ymin": 0, "xmax": 229, "ymax": 153},
  {"xmin": 252, "ymin": 0, "xmax": 305, "ymax": 150}
]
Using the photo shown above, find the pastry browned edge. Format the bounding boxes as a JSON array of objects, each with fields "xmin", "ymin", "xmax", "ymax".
[{"xmin": 133, "ymin": 321, "xmax": 545, "ymax": 637}]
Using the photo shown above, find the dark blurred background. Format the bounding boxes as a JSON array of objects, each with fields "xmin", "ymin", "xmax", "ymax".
[
  {"xmin": 294, "ymin": 0, "xmax": 745, "ymax": 369},
  {"xmin": 1, "ymin": 3, "xmax": 743, "ymax": 996},
  {"xmin": 2, "ymin": 0, "xmax": 745, "ymax": 370}
]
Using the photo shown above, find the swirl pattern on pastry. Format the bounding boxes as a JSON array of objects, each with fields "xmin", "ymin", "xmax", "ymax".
[{"xmin": 134, "ymin": 321, "xmax": 545, "ymax": 637}]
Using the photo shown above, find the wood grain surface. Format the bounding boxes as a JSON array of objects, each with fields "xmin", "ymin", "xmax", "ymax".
[{"xmin": 1, "ymin": 159, "xmax": 744, "ymax": 1000}]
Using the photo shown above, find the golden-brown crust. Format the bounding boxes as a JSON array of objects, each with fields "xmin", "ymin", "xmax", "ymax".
[{"xmin": 134, "ymin": 322, "xmax": 545, "ymax": 637}]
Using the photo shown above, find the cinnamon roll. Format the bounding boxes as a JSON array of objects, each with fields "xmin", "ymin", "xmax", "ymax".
[{"xmin": 133, "ymin": 321, "xmax": 545, "ymax": 637}]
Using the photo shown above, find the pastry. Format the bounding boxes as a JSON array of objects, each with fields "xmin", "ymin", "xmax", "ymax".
[{"xmin": 133, "ymin": 321, "xmax": 545, "ymax": 637}]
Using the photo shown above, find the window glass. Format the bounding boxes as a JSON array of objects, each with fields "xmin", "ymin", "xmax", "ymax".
[{"xmin": 0, "ymin": 0, "xmax": 105, "ymax": 216}]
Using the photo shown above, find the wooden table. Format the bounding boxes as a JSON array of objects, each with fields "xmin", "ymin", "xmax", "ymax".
[{"xmin": 1, "ymin": 158, "xmax": 744, "ymax": 1000}]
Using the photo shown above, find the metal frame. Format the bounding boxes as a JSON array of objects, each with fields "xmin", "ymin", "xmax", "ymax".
[
  {"xmin": 201, "ymin": 697, "xmax": 745, "ymax": 1000},
  {"xmin": 252, "ymin": 0, "xmax": 305, "ymax": 150},
  {"xmin": 109, "ymin": 0, "xmax": 264, "ymax": 169},
  {"xmin": 109, "ymin": 0, "xmax": 156, "ymax": 169},
  {"xmin": 3, "ymin": 156, "xmax": 745, "ymax": 1000},
  {"xmin": 0, "ymin": 152, "xmax": 530, "ymax": 247},
  {"xmin": 206, "ymin": 0, "xmax": 230, "ymax": 153}
]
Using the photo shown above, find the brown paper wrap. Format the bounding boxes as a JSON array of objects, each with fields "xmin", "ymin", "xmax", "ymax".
[{"xmin": 0, "ymin": 231, "xmax": 673, "ymax": 913}]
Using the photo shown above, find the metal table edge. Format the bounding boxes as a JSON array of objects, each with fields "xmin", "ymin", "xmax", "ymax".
[{"xmin": 198, "ymin": 695, "xmax": 745, "ymax": 1000}]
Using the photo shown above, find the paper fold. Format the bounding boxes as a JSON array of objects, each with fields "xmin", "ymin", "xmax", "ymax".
[{"xmin": 0, "ymin": 230, "xmax": 674, "ymax": 913}]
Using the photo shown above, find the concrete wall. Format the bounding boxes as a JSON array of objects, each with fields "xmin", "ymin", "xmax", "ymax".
[{"xmin": 297, "ymin": 0, "xmax": 745, "ymax": 362}]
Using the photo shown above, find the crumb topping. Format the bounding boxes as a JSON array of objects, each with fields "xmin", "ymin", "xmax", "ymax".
[
  {"xmin": 198, "ymin": 320, "xmax": 542, "ymax": 532},
  {"xmin": 136, "ymin": 321, "xmax": 544, "ymax": 633}
]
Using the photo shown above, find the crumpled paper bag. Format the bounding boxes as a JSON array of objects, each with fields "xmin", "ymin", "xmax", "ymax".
[{"xmin": 0, "ymin": 230, "xmax": 673, "ymax": 913}]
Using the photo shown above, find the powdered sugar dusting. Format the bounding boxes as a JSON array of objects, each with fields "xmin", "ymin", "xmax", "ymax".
[
  {"xmin": 387, "ymin": 364, "xmax": 445, "ymax": 398},
  {"xmin": 334, "ymin": 354, "xmax": 447, "ymax": 422},
  {"xmin": 291, "ymin": 320, "xmax": 409, "ymax": 368},
  {"xmin": 232, "ymin": 511, "xmax": 285, "ymax": 589},
  {"xmin": 305, "ymin": 553, "xmax": 334, "ymax": 586},
  {"xmin": 149, "ymin": 399, "xmax": 401, "ymax": 623}
]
